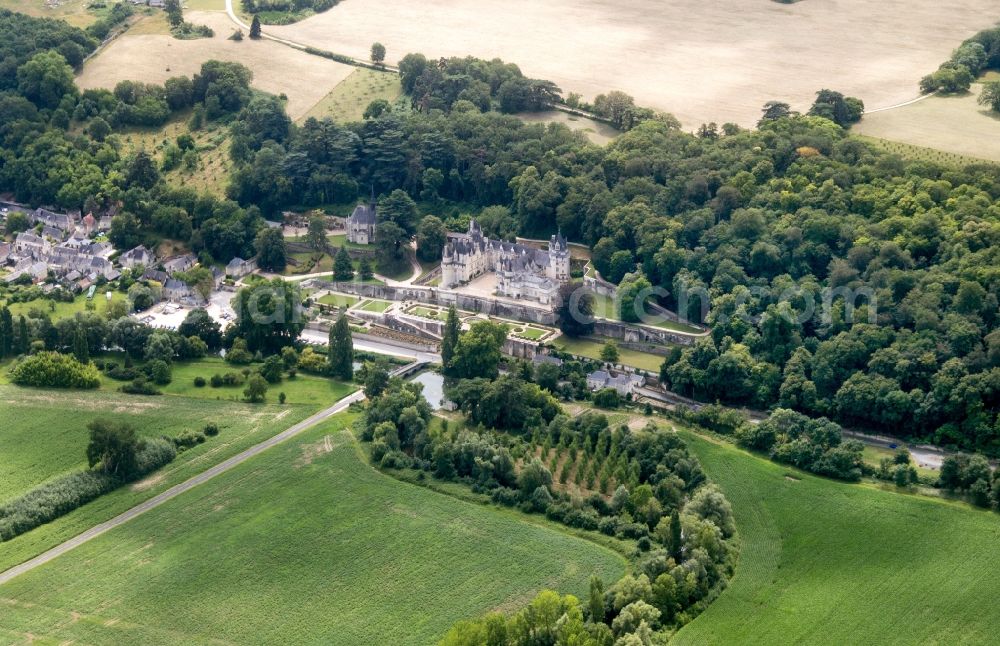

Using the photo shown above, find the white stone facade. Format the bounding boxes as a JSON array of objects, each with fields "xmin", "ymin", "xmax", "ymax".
[{"xmin": 441, "ymin": 221, "xmax": 570, "ymax": 305}]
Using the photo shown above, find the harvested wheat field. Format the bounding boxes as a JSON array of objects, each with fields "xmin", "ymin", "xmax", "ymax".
[
  {"xmin": 77, "ymin": 10, "xmax": 354, "ymax": 118},
  {"xmin": 270, "ymin": 0, "xmax": 998, "ymax": 127},
  {"xmin": 855, "ymin": 77, "xmax": 1000, "ymax": 163}
]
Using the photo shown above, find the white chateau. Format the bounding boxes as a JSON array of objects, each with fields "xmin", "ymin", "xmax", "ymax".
[
  {"xmin": 441, "ymin": 221, "xmax": 570, "ymax": 305},
  {"xmin": 346, "ymin": 201, "xmax": 376, "ymax": 245}
]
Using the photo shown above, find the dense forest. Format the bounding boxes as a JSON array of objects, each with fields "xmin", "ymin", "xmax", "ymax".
[{"xmin": 0, "ymin": 9, "xmax": 997, "ymax": 454}]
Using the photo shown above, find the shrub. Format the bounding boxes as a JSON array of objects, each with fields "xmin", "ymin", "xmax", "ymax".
[
  {"xmin": 10, "ymin": 352, "xmax": 100, "ymax": 389},
  {"xmin": 210, "ymin": 373, "xmax": 224, "ymax": 388},
  {"xmin": 173, "ymin": 431, "xmax": 207, "ymax": 450},
  {"xmin": 121, "ymin": 377, "xmax": 161, "ymax": 395},
  {"xmin": 193, "ymin": 376, "xmax": 207, "ymax": 387},
  {"xmin": 203, "ymin": 422, "xmax": 220, "ymax": 437},
  {"xmin": 106, "ymin": 364, "xmax": 140, "ymax": 381},
  {"xmin": 593, "ymin": 387, "xmax": 621, "ymax": 409}
]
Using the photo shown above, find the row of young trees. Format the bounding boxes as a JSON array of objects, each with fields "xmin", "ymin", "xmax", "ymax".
[{"xmin": 360, "ymin": 366, "xmax": 736, "ymax": 639}]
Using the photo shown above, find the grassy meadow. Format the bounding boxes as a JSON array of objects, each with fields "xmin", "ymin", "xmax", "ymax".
[
  {"xmin": 0, "ymin": 418, "xmax": 625, "ymax": 644},
  {"xmin": 554, "ymin": 335, "xmax": 664, "ymax": 372},
  {"xmin": 114, "ymin": 110, "xmax": 234, "ymax": 196},
  {"xmin": 302, "ymin": 67, "xmax": 403, "ymax": 123},
  {"xmin": 0, "ymin": 354, "xmax": 357, "ymax": 571},
  {"xmin": 5, "ymin": 291, "xmax": 128, "ymax": 321},
  {"xmin": 673, "ymin": 430, "xmax": 1000, "ymax": 644}
]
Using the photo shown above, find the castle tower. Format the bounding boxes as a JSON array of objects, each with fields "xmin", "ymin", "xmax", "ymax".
[{"xmin": 548, "ymin": 230, "xmax": 570, "ymax": 282}]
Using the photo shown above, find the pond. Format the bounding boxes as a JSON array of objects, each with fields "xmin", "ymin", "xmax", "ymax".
[{"xmin": 409, "ymin": 371, "xmax": 446, "ymax": 410}]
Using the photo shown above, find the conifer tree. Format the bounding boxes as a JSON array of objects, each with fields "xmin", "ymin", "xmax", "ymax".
[
  {"xmin": 328, "ymin": 315, "xmax": 353, "ymax": 380},
  {"xmin": 440, "ymin": 305, "xmax": 460, "ymax": 373}
]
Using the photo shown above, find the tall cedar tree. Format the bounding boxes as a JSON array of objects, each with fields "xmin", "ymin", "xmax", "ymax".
[
  {"xmin": 333, "ymin": 246, "xmax": 354, "ymax": 281},
  {"xmin": 328, "ymin": 314, "xmax": 354, "ymax": 380},
  {"xmin": 249, "ymin": 15, "xmax": 261, "ymax": 39},
  {"xmin": 441, "ymin": 305, "xmax": 460, "ymax": 373}
]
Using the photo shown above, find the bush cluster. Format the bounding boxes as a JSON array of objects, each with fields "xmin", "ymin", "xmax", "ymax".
[{"xmin": 0, "ymin": 438, "xmax": 175, "ymax": 541}]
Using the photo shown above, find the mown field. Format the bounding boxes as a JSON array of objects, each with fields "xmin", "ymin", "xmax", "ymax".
[
  {"xmin": 0, "ymin": 381, "xmax": 330, "ymax": 572},
  {"xmin": 0, "ymin": 418, "xmax": 625, "ymax": 644},
  {"xmin": 674, "ymin": 430, "xmax": 1000, "ymax": 645}
]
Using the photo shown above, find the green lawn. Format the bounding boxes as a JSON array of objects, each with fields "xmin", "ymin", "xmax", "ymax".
[
  {"xmin": 0, "ymin": 417, "xmax": 625, "ymax": 644},
  {"xmin": 5, "ymin": 291, "xmax": 128, "ymax": 321},
  {"xmin": 512, "ymin": 326, "xmax": 550, "ymax": 340},
  {"xmin": 317, "ymin": 292, "xmax": 360, "ymax": 309},
  {"xmin": 673, "ymin": 430, "xmax": 1000, "ymax": 645},
  {"xmin": 407, "ymin": 305, "xmax": 441, "ymax": 319},
  {"xmin": 140, "ymin": 357, "xmax": 355, "ymax": 407},
  {"xmin": 555, "ymin": 336, "xmax": 665, "ymax": 372},
  {"xmin": 355, "ymin": 298, "xmax": 393, "ymax": 313}
]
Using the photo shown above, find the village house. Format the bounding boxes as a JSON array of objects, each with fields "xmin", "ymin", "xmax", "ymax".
[
  {"xmin": 120, "ymin": 245, "xmax": 155, "ymax": 270},
  {"xmin": 226, "ymin": 256, "xmax": 256, "ymax": 278},
  {"xmin": 163, "ymin": 278, "xmax": 196, "ymax": 303},
  {"xmin": 31, "ymin": 208, "xmax": 74, "ymax": 232},
  {"xmin": 162, "ymin": 253, "xmax": 197, "ymax": 274}
]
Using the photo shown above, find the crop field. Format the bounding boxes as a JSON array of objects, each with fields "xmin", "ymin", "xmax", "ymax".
[
  {"xmin": 268, "ymin": 0, "xmax": 997, "ymax": 128},
  {"xmin": 854, "ymin": 75, "xmax": 1000, "ymax": 164},
  {"xmin": 0, "ymin": 0, "xmax": 109, "ymax": 27},
  {"xmin": 302, "ymin": 67, "xmax": 403, "ymax": 123},
  {"xmin": 0, "ymin": 418, "xmax": 625, "ymax": 644},
  {"xmin": 77, "ymin": 10, "xmax": 355, "ymax": 119},
  {"xmin": 0, "ymin": 384, "xmax": 319, "ymax": 572},
  {"xmin": 673, "ymin": 431, "xmax": 1000, "ymax": 645}
]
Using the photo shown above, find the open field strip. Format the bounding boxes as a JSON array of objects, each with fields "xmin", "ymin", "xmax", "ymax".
[
  {"xmin": 673, "ymin": 430, "xmax": 1000, "ymax": 645},
  {"xmin": 0, "ymin": 383, "xmax": 315, "ymax": 503},
  {"xmin": 0, "ymin": 417, "xmax": 625, "ymax": 644}
]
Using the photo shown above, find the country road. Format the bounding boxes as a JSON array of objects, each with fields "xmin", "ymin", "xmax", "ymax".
[{"xmin": 0, "ymin": 377, "xmax": 386, "ymax": 586}]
